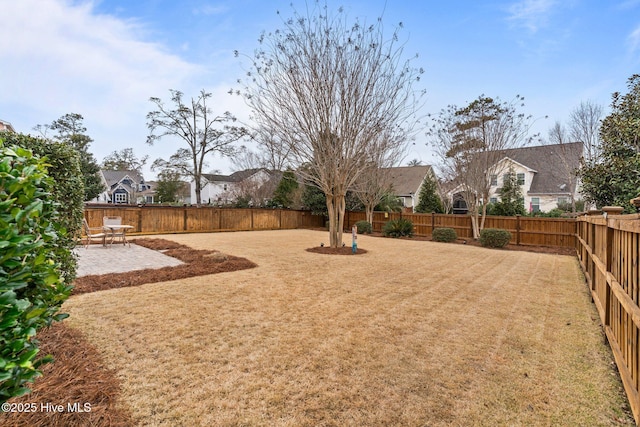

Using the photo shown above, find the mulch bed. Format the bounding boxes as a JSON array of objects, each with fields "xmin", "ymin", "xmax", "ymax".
[
  {"xmin": 2, "ymin": 238, "xmax": 256, "ymax": 427},
  {"xmin": 306, "ymin": 246, "xmax": 368, "ymax": 255}
]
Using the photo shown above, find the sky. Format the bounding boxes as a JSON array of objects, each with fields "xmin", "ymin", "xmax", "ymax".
[{"xmin": 1, "ymin": 0, "xmax": 639, "ymax": 180}]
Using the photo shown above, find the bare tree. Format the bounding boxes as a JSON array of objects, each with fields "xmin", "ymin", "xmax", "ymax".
[
  {"xmin": 406, "ymin": 158, "xmax": 423, "ymax": 166},
  {"xmin": 146, "ymin": 89, "xmax": 248, "ymax": 205},
  {"xmin": 569, "ymin": 100, "xmax": 603, "ymax": 163},
  {"xmin": 240, "ymin": 3, "xmax": 424, "ymax": 247},
  {"xmin": 430, "ymin": 96, "xmax": 533, "ymax": 238},
  {"xmin": 547, "ymin": 121, "xmax": 583, "ymax": 212},
  {"xmin": 351, "ymin": 137, "xmax": 403, "ymax": 224}
]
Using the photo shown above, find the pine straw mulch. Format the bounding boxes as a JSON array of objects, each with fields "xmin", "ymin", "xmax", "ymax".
[
  {"xmin": 306, "ymin": 246, "xmax": 368, "ymax": 255},
  {"xmin": 1, "ymin": 238, "xmax": 256, "ymax": 427}
]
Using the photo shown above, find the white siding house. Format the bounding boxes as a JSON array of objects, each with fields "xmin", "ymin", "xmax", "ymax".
[{"xmin": 192, "ymin": 168, "xmax": 277, "ymax": 205}]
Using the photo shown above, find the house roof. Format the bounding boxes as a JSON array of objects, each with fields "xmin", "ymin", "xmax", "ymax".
[
  {"xmin": 202, "ymin": 168, "xmax": 272, "ymax": 183},
  {"xmin": 385, "ymin": 165, "xmax": 433, "ymax": 196},
  {"xmin": 101, "ymin": 170, "xmax": 144, "ymax": 187},
  {"xmin": 0, "ymin": 119, "xmax": 15, "ymax": 132},
  {"xmin": 492, "ymin": 142, "xmax": 583, "ymax": 194}
]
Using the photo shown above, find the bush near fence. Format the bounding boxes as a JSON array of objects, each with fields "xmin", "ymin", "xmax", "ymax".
[{"xmin": 343, "ymin": 211, "xmax": 576, "ymax": 248}]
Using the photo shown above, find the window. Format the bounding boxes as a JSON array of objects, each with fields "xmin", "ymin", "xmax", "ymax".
[
  {"xmin": 530, "ymin": 197, "xmax": 540, "ymax": 213},
  {"xmin": 557, "ymin": 196, "xmax": 569, "ymax": 205},
  {"xmin": 489, "ymin": 197, "xmax": 498, "ymax": 204},
  {"xmin": 114, "ymin": 193, "xmax": 128, "ymax": 204},
  {"xmin": 490, "ymin": 175, "xmax": 497, "ymax": 186},
  {"xmin": 517, "ymin": 173, "xmax": 525, "ymax": 185},
  {"xmin": 503, "ymin": 173, "xmax": 511, "ymax": 184}
]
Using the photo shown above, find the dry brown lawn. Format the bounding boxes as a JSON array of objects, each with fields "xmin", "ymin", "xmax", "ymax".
[{"xmin": 61, "ymin": 229, "xmax": 632, "ymax": 426}]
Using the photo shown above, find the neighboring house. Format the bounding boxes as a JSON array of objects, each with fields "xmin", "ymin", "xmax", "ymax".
[
  {"xmin": 386, "ymin": 165, "xmax": 436, "ymax": 211},
  {"xmin": 0, "ymin": 119, "xmax": 16, "ymax": 132},
  {"xmin": 193, "ymin": 168, "xmax": 278, "ymax": 205},
  {"xmin": 451, "ymin": 142, "xmax": 584, "ymax": 214},
  {"xmin": 90, "ymin": 170, "xmax": 155, "ymax": 204}
]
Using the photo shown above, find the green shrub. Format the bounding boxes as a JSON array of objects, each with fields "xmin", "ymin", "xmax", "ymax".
[
  {"xmin": 382, "ymin": 218, "xmax": 414, "ymax": 238},
  {"xmin": 479, "ymin": 228, "xmax": 512, "ymax": 248},
  {"xmin": 432, "ymin": 227, "xmax": 457, "ymax": 242},
  {"xmin": 0, "ymin": 143, "xmax": 73, "ymax": 403},
  {"xmin": 1, "ymin": 132, "xmax": 83, "ymax": 284},
  {"xmin": 355, "ymin": 220, "xmax": 372, "ymax": 234}
]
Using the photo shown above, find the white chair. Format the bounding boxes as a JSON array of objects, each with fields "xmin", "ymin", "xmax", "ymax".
[{"xmin": 82, "ymin": 219, "xmax": 106, "ymax": 248}]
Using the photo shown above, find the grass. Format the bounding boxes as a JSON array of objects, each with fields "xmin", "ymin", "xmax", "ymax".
[{"xmin": 11, "ymin": 230, "xmax": 636, "ymax": 425}]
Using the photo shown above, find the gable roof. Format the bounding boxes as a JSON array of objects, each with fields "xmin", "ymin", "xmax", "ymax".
[
  {"xmin": 101, "ymin": 170, "xmax": 144, "ymax": 187},
  {"xmin": 386, "ymin": 165, "xmax": 433, "ymax": 196},
  {"xmin": 491, "ymin": 142, "xmax": 583, "ymax": 194},
  {"xmin": 0, "ymin": 119, "xmax": 15, "ymax": 132},
  {"xmin": 202, "ymin": 168, "xmax": 272, "ymax": 183}
]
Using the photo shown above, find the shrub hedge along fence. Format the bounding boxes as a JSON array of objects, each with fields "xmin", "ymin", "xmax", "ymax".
[{"xmin": 0, "ymin": 139, "xmax": 76, "ymax": 402}]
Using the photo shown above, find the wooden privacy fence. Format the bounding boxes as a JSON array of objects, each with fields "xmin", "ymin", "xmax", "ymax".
[
  {"xmin": 576, "ymin": 212, "xmax": 640, "ymax": 424},
  {"xmin": 344, "ymin": 211, "xmax": 577, "ymax": 248},
  {"xmin": 84, "ymin": 205, "xmax": 325, "ymax": 234}
]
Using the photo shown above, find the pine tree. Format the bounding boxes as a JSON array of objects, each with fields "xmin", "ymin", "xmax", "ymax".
[
  {"xmin": 268, "ymin": 170, "xmax": 299, "ymax": 208},
  {"xmin": 493, "ymin": 168, "xmax": 526, "ymax": 216},
  {"xmin": 414, "ymin": 173, "xmax": 443, "ymax": 213}
]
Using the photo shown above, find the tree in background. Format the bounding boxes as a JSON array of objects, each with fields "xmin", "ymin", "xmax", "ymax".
[
  {"xmin": 102, "ymin": 148, "xmax": 149, "ymax": 174},
  {"xmin": 580, "ymin": 74, "xmax": 640, "ymax": 212},
  {"xmin": 570, "ymin": 100, "xmax": 603, "ymax": 163},
  {"xmin": 268, "ymin": 170, "xmax": 299, "ymax": 208},
  {"xmin": 406, "ymin": 158, "xmax": 423, "ymax": 166},
  {"xmin": 34, "ymin": 113, "xmax": 103, "ymax": 201},
  {"xmin": 240, "ymin": 3, "xmax": 424, "ymax": 247},
  {"xmin": 491, "ymin": 168, "xmax": 526, "ymax": 216},
  {"xmin": 546, "ymin": 122, "xmax": 583, "ymax": 212},
  {"xmin": 154, "ymin": 169, "xmax": 184, "ymax": 204},
  {"xmin": 414, "ymin": 171, "xmax": 443, "ymax": 213},
  {"xmin": 147, "ymin": 89, "xmax": 248, "ymax": 205},
  {"xmin": 430, "ymin": 96, "xmax": 533, "ymax": 238}
]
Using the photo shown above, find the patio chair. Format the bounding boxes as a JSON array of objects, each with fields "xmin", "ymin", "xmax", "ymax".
[
  {"xmin": 103, "ymin": 216, "xmax": 129, "ymax": 247},
  {"xmin": 82, "ymin": 218, "xmax": 106, "ymax": 248}
]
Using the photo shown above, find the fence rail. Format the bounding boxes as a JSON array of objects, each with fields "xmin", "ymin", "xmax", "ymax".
[
  {"xmin": 84, "ymin": 205, "xmax": 325, "ymax": 234},
  {"xmin": 576, "ymin": 213, "xmax": 640, "ymax": 425},
  {"xmin": 344, "ymin": 211, "xmax": 576, "ymax": 248}
]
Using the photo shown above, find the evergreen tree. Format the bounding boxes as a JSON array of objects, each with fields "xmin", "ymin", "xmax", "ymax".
[
  {"xmin": 268, "ymin": 170, "xmax": 299, "ymax": 208},
  {"xmin": 155, "ymin": 170, "xmax": 184, "ymax": 204},
  {"xmin": 580, "ymin": 74, "xmax": 640, "ymax": 212},
  {"xmin": 415, "ymin": 173, "xmax": 443, "ymax": 213},
  {"xmin": 492, "ymin": 168, "xmax": 526, "ymax": 216},
  {"xmin": 36, "ymin": 113, "xmax": 104, "ymax": 201}
]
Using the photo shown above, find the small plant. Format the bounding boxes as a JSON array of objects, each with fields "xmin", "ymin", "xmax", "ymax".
[
  {"xmin": 382, "ymin": 218, "xmax": 414, "ymax": 238},
  {"xmin": 479, "ymin": 228, "xmax": 512, "ymax": 248},
  {"xmin": 355, "ymin": 220, "xmax": 372, "ymax": 234},
  {"xmin": 432, "ymin": 227, "xmax": 457, "ymax": 242}
]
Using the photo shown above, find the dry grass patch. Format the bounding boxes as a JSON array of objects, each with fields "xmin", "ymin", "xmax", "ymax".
[{"xmin": 58, "ymin": 230, "xmax": 633, "ymax": 426}]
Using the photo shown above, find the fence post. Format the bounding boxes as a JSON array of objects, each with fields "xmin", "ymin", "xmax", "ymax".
[
  {"xmin": 602, "ymin": 206, "xmax": 623, "ymax": 327},
  {"xmin": 516, "ymin": 215, "xmax": 521, "ymax": 245},
  {"xmin": 431, "ymin": 212, "xmax": 435, "ymax": 234},
  {"xmin": 183, "ymin": 207, "xmax": 188, "ymax": 231}
]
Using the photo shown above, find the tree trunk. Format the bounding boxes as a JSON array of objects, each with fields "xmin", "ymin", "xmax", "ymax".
[
  {"xmin": 471, "ymin": 213, "xmax": 480, "ymax": 240},
  {"xmin": 326, "ymin": 194, "xmax": 346, "ymax": 248},
  {"xmin": 365, "ymin": 204, "xmax": 374, "ymax": 225}
]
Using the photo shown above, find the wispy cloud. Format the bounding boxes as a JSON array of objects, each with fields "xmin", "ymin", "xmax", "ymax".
[
  {"xmin": 507, "ymin": 0, "xmax": 557, "ymax": 33},
  {"xmin": 618, "ymin": 0, "xmax": 640, "ymax": 10},
  {"xmin": 193, "ymin": 3, "xmax": 229, "ymax": 16},
  {"xmin": 629, "ymin": 24, "xmax": 640, "ymax": 52}
]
